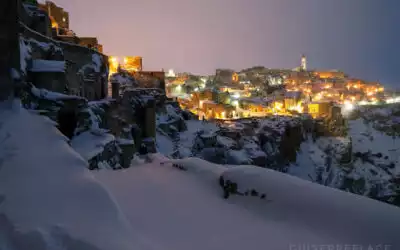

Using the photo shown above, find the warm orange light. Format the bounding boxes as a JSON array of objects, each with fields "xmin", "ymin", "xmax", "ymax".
[
  {"xmin": 108, "ymin": 57, "xmax": 120, "ymax": 77},
  {"xmin": 232, "ymin": 73, "xmax": 239, "ymax": 82},
  {"xmin": 274, "ymin": 102, "xmax": 283, "ymax": 110},
  {"xmin": 51, "ymin": 21, "xmax": 58, "ymax": 29}
]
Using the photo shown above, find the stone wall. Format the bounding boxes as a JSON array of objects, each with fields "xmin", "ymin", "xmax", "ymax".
[{"xmin": 20, "ymin": 22, "xmax": 109, "ymax": 101}]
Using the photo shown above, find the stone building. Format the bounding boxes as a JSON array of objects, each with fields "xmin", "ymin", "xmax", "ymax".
[
  {"xmin": 38, "ymin": 1, "xmax": 69, "ymax": 31},
  {"xmin": 79, "ymin": 37, "xmax": 103, "ymax": 53},
  {"xmin": 307, "ymin": 102, "xmax": 332, "ymax": 118},
  {"xmin": 122, "ymin": 56, "xmax": 142, "ymax": 72}
]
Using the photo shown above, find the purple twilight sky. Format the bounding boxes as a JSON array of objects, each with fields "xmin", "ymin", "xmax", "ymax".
[{"xmin": 41, "ymin": 0, "xmax": 399, "ymax": 87}]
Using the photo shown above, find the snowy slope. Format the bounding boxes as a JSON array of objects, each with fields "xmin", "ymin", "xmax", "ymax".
[
  {"xmin": 2, "ymin": 103, "xmax": 400, "ymax": 250},
  {"xmin": 0, "ymin": 104, "xmax": 144, "ymax": 250},
  {"xmin": 95, "ymin": 157, "xmax": 329, "ymax": 250},
  {"xmin": 96, "ymin": 155, "xmax": 400, "ymax": 250}
]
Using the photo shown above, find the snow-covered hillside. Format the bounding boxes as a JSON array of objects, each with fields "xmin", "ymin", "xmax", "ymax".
[
  {"xmin": 2, "ymin": 103, "xmax": 400, "ymax": 250},
  {"xmin": 288, "ymin": 106, "xmax": 400, "ymax": 204}
]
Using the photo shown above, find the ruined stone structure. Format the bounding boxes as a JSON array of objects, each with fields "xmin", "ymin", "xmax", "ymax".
[{"xmin": 20, "ymin": 23, "xmax": 109, "ymax": 101}]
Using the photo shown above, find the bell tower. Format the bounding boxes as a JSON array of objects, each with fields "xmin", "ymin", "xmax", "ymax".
[{"xmin": 301, "ymin": 54, "xmax": 307, "ymax": 71}]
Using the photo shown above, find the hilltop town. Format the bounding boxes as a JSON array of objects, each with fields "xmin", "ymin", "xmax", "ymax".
[
  {"xmin": 1, "ymin": 1, "xmax": 400, "ymax": 250},
  {"xmin": 164, "ymin": 55, "xmax": 392, "ymax": 120}
]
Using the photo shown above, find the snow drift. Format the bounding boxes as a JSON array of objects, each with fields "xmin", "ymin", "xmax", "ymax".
[
  {"xmin": 166, "ymin": 157, "xmax": 400, "ymax": 248},
  {"xmin": 97, "ymin": 155, "xmax": 400, "ymax": 250},
  {"xmin": 0, "ymin": 105, "xmax": 139, "ymax": 250}
]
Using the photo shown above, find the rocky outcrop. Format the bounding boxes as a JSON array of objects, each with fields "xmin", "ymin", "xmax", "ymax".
[{"xmin": 19, "ymin": 84, "xmax": 137, "ymax": 170}]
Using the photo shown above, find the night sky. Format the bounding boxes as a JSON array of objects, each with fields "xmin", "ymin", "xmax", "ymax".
[{"xmin": 41, "ymin": 0, "xmax": 399, "ymax": 87}]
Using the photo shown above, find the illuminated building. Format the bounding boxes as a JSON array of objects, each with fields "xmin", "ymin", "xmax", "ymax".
[
  {"xmin": 123, "ymin": 56, "xmax": 143, "ymax": 72},
  {"xmin": 307, "ymin": 102, "xmax": 332, "ymax": 118},
  {"xmin": 108, "ymin": 56, "xmax": 120, "ymax": 76},
  {"xmin": 108, "ymin": 56, "xmax": 144, "ymax": 76},
  {"xmin": 314, "ymin": 70, "xmax": 346, "ymax": 79},
  {"xmin": 166, "ymin": 69, "xmax": 176, "ymax": 77},
  {"xmin": 284, "ymin": 91, "xmax": 302, "ymax": 107},
  {"xmin": 273, "ymin": 101, "xmax": 284, "ymax": 113},
  {"xmin": 232, "ymin": 72, "xmax": 239, "ymax": 83},
  {"xmin": 301, "ymin": 54, "xmax": 307, "ymax": 71}
]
